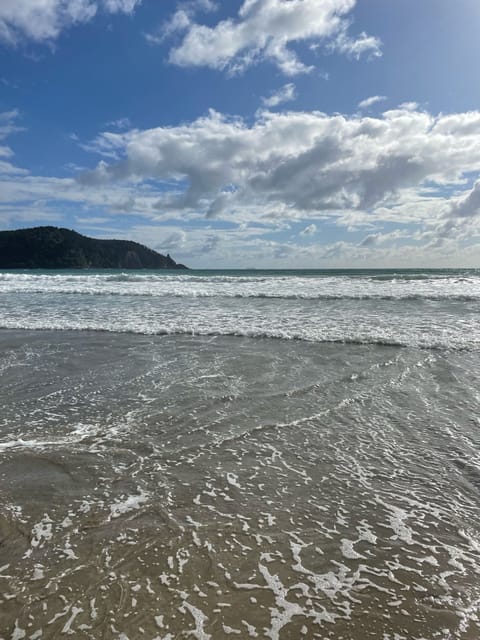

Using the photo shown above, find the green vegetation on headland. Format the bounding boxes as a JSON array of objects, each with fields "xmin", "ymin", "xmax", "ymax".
[{"xmin": 0, "ymin": 226, "xmax": 188, "ymax": 269}]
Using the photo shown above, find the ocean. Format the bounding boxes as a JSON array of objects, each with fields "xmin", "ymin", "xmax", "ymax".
[{"xmin": 0, "ymin": 268, "xmax": 479, "ymax": 639}]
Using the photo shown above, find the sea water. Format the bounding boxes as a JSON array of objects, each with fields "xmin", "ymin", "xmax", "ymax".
[{"xmin": 0, "ymin": 269, "xmax": 479, "ymax": 639}]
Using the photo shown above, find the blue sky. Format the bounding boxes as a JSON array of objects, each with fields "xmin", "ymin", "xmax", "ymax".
[{"xmin": 1, "ymin": 0, "xmax": 480, "ymax": 267}]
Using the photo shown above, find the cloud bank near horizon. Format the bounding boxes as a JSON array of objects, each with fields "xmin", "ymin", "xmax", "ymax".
[{"xmin": 2, "ymin": 105, "xmax": 480, "ymax": 266}]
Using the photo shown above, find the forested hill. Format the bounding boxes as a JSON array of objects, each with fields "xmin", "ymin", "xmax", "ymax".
[{"xmin": 0, "ymin": 227, "xmax": 188, "ymax": 269}]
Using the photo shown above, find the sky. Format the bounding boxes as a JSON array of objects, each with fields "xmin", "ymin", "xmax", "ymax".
[{"xmin": 1, "ymin": 0, "xmax": 480, "ymax": 268}]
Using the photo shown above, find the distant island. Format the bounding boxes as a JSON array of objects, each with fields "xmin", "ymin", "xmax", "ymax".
[{"xmin": 0, "ymin": 226, "xmax": 188, "ymax": 270}]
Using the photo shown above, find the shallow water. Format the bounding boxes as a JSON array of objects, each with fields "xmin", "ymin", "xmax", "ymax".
[{"xmin": 1, "ymin": 329, "xmax": 480, "ymax": 639}]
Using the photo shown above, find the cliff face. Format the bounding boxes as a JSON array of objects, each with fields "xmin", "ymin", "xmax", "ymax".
[{"xmin": 0, "ymin": 227, "xmax": 188, "ymax": 270}]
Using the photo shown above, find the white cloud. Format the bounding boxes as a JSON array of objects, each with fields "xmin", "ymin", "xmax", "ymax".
[
  {"xmin": 329, "ymin": 24, "xmax": 381, "ymax": 60},
  {"xmin": 0, "ymin": 109, "xmax": 25, "ymax": 142},
  {"xmin": 262, "ymin": 83, "xmax": 297, "ymax": 108},
  {"xmin": 80, "ymin": 107, "xmax": 480, "ymax": 227},
  {"xmin": 121, "ymin": 223, "xmax": 289, "ymax": 267},
  {"xmin": 165, "ymin": 0, "xmax": 382, "ymax": 75},
  {"xmin": 0, "ymin": 110, "xmax": 27, "ymax": 174},
  {"xmin": 450, "ymin": 181, "xmax": 480, "ymax": 219},
  {"xmin": 0, "ymin": 200, "xmax": 63, "ymax": 226},
  {"xmin": 358, "ymin": 95, "xmax": 386, "ymax": 110},
  {"xmin": 4, "ymin": 105, "xmax": 480, "ymax": 266},
  {"xmin": 102, "ymin": 0, "xmax": 141, "ymax": 13},
  {"xmin": 0, "ymin": 109, "xmax": 20, "ymax": 123},
  {"xmin": 359, "ymin": 229, "xmax": 408, "ymax": 247},
  {"xmin": 0, "ymin": 0, "xmax": 142, "ymax": 46},
  {"xmin": 145, "ymin": 0, "xmax": 217, "ymax": 46},
  {"xmin": 146, "ymin": 9, "xmax": 191, "ymax": 45},
  {"xmin": 75, "ymin": 216, "xmax": 111, "ymax": 225},
  {"xmin": 105, "ymin": 117, "xmax": 132, "ymax": 130},
  {"xmin": 398, "ymin": 102, "xmax": 419, "ymax": 112},
  {"xmin": 301, "ymin": 223, "xmax": 317, "ymax": 235}
]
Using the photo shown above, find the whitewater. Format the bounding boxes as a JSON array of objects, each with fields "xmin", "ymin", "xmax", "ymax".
[{"xmin": 0, "ymin": 268, "xmax": 479, "ymax": 349}]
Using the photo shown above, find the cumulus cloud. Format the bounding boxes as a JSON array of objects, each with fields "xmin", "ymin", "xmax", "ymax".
[
  {"xmin": 165, "ymin": 0, "xmax": 382, "ymax": 75},
  {"xmin": 262, "ymin": 83, "xmax": 297, "ymax": 108},
  {"xmin": 450, "ymin": 181, "xmax": 480, "ymax": 218},
  {"xmin": 145, "ymin": 0, "xmax": 217, "ymax": 46},
  {"xmin": 398, "ymin": 102, "xmax": 419, "ymax": 111},
  {"xmin": 79, "ymin": 107, "xmax": 480, "ymax": 228},
  {"xmin": 0, "ymin": 0, "xmax": 142, "ymax": 46},
  {"xmin": 358, "ymin": 95, "xmax": 386, "ymax": 110},
  {"xmin": 4, "ymin": 105, "xmax": 480, "ymax": 266}
]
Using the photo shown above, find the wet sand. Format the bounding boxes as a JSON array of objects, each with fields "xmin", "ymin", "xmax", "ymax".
[{"xmin": 1, "ymin": 331, "xmax": 480, "ymax": 639}]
